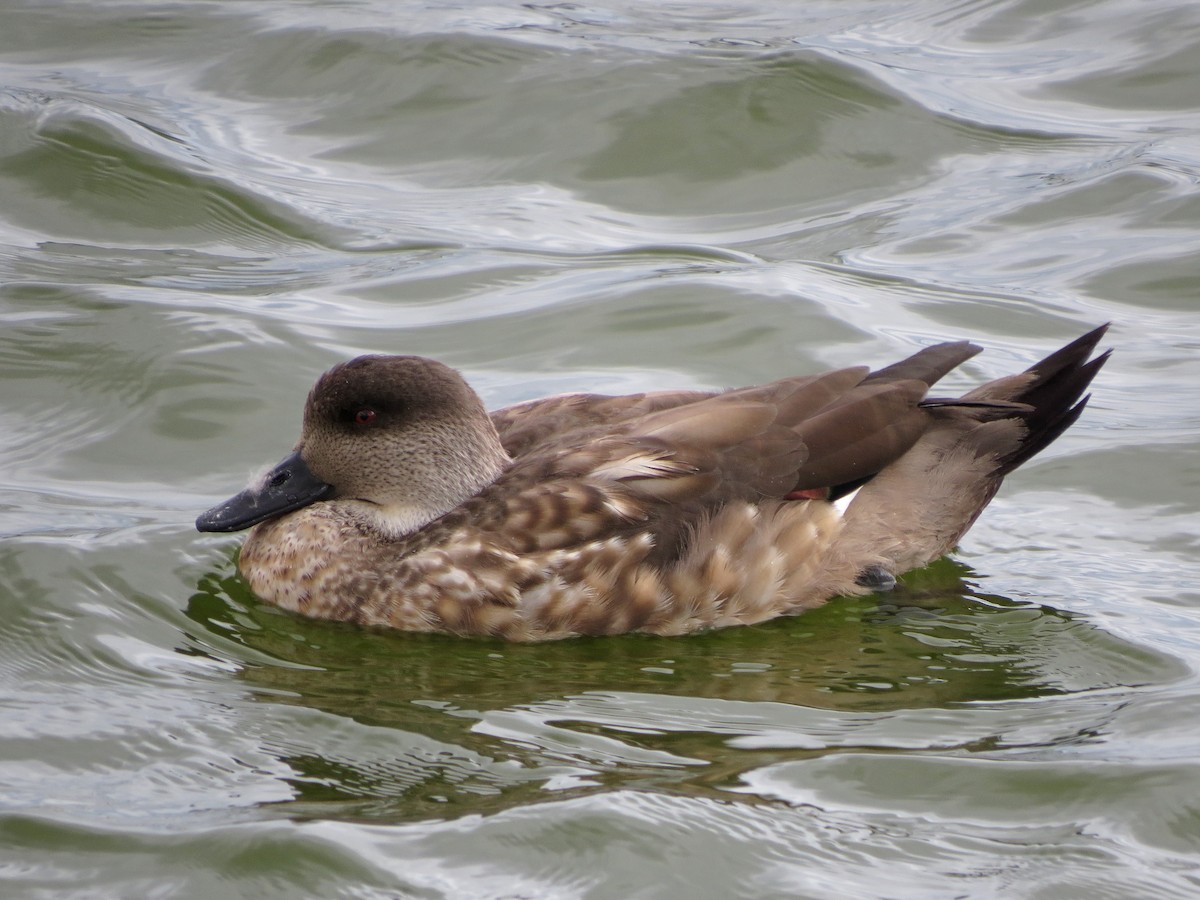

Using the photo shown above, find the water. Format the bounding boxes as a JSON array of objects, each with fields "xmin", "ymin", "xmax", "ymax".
[{"xmin": 3, "ymin": 0, "xmax": 1200, "ymax": 896}]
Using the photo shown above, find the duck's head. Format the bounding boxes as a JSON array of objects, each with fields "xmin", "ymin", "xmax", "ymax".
[{"xmin": 196, "ymin": 355, "xmax": 511, "ymax": 537}]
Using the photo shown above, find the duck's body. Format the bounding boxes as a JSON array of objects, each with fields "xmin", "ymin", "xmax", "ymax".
[{"xmin": 198, "ymin": 326, "xmax": 1110, "ymax": 641}]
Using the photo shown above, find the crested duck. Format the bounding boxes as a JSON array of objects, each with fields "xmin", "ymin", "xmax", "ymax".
[{"xmin": 197, "ymin": 325, "xmax": 1110, "ymax": 641}]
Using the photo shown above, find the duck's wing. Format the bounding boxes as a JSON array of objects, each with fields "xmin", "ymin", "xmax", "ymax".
[
  {"xmin": 468, "ymin": 345, "xmax": 984, "ymax": 560},
  {"xmin": 609, "ymin": 340, "xmax": 986, "ymax": 500},
  {"xmin": 491, "ymin": 339, "xmax": 983, "ymax": 459},
  {"xmin": 491, "ymin": 389, "xmax": 714, "ymax": 458}
]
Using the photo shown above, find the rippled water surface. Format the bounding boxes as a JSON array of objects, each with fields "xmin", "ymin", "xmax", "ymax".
[{"xmin": 3, "ymin": 0, "xmax": 1200, "ymax": 896}]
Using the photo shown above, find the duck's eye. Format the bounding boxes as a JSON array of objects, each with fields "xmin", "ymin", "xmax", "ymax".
[{"xmin": 353, "ymin": 408, "xmax": 378, "ymax": 426}]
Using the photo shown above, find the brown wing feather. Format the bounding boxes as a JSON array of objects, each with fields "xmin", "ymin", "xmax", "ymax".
[
  {"xmin": 491, "ymin": 389, "xmax": 714, "ymax": 456},
  {"xmin": 468, "ymin": 341, "xmax": 1000, "ymax": 562},
  {"xmin": 789, "ymin": 380, "xmax": 929, "ymax": 488},
  {"xmin": 863, "ymin": 340, "xmax": 981, "ymax": 385}
]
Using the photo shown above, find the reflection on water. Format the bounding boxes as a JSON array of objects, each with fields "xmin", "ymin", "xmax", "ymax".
[{"xmin": 182, "ymin": 555, "xmax": 1181, "ymax": 822}]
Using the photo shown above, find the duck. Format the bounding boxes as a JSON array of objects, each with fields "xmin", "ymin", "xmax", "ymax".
[{"xmin": 197, "ymin": 325, "xmax": 1110, "ymax": 641}]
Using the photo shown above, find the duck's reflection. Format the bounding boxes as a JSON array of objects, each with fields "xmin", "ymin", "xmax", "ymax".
[{"xmin": 183, "ymin": 555, "xmax": 1177, "ymax": 820}]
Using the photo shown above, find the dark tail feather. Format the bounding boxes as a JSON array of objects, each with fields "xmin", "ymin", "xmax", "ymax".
[
  {"xmin": 994, "ymin": 324, "xmax": 1111, "ymax": 476},
  {"xmin": 829, "ymin": 328, "xmax": 1108, "ymax": 499},
  {"xmin": 836, "ymin": 325, "xmax": 1111, "ymax": 577}
]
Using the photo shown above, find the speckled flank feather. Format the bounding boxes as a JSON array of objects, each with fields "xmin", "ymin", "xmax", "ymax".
[
  {"xmin": 209, "ymin": 326, "xmax": 1111, "ymax": 640},
  {"xmin": 239, "ymin": 496, "xmax": 859, "ymax": 641}
]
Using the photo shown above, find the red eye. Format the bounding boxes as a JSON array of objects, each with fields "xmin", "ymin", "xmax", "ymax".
[{"xmin": 354, "ymin": 409, "xmax": 377, "ymax": 425}]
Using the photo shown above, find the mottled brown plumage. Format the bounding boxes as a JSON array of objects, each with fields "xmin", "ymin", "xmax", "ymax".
[{"xmin": 197, "ymin": 326, "xmax": 1110, "ymax": 641}]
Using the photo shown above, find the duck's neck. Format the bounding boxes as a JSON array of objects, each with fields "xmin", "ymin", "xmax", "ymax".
[
  {"xmin": 361, "ymin": 429, "xmax": 512, "ymax": 540},
  {"xmin": 360, "ymin": 500, "xmax": 461, "ymax": 539}
]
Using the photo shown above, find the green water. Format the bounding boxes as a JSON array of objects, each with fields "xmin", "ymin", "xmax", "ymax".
[{"xmin": 3, "ymin": 0, "xmax": 1200, "ymax": 897}]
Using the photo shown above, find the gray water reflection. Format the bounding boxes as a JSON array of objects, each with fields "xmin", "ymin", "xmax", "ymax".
[{"xmin": 180, "ymin": 557, "xmax": 1184, "ymax": 822}]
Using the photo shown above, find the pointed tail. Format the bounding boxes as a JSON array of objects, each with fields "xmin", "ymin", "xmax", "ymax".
[{"xmin": 838, "ymin": 325, "xmax": 1111, "ymax": 576}]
